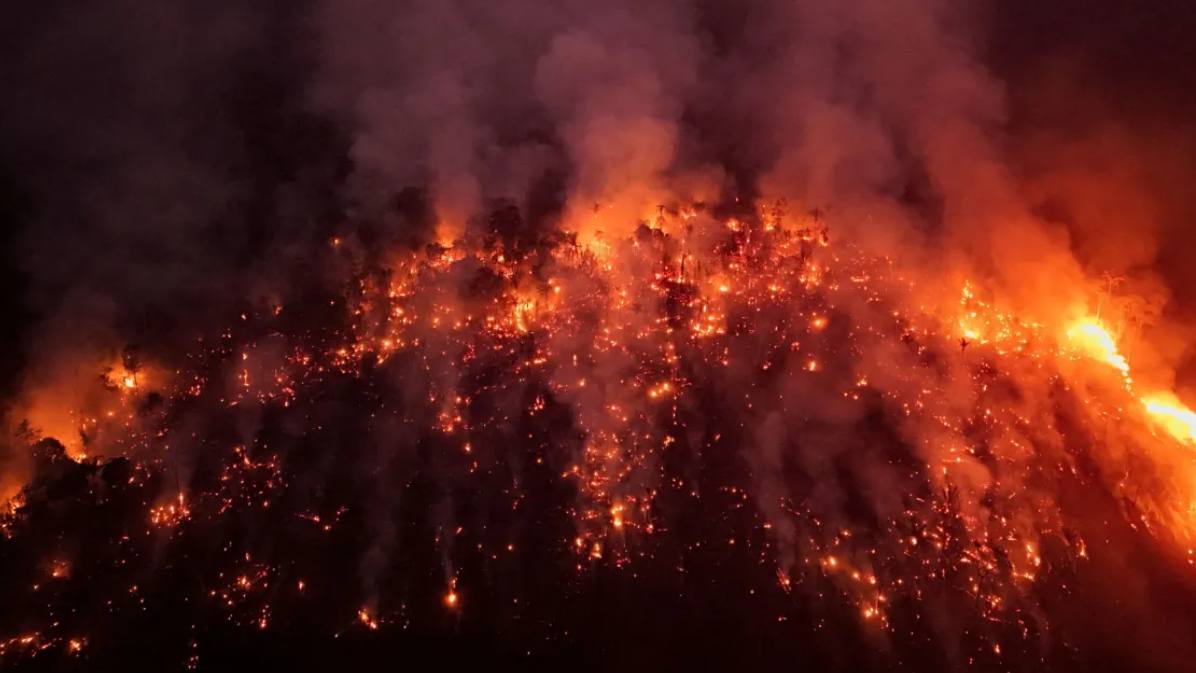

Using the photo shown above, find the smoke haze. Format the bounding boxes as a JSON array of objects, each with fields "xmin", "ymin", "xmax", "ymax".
[
  {"xmin": 2, "ymin": 0, "xmax": 1193, "ymax": 361},
  {"xmin": 2, "ymin": 1, "xmax": 1196, "ymax": 669}
]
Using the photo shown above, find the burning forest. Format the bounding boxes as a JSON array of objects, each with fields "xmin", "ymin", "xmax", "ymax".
[{"xmin": 3, "ymin": 0, "xmax": 1196, "ymax": 671}]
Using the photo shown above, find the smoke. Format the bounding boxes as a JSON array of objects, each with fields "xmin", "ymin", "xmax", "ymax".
[
  {"xmin": 4, "ymin": 0, "xmax": 1191, "ymax": 401},
  {"xmin": 989, "ymin": 0, "xmax": 1196, "ymax": 389},
  {"xmin": 0, "ymin": 0, "xmax": 342, "ymax": 478},
  {"xmin": 306, "ymin": 0, "xmax": 1193, "ymax": 338}
]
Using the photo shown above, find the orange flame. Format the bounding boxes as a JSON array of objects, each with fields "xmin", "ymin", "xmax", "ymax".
[
  {"xmin": 1067, "ymin": 320, "xmax": 1129, "ymax": 375},
  {"xmin": 1144, "ymin": 397, "xmax": 1196, "ymax": 445}
]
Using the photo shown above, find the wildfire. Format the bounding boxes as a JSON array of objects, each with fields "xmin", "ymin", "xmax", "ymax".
[
  {"xmin": 5, "ymin": 197, "xmax": 1196, "ymax": 668},
  {"xmin": 150, "ymin": 493, "xmax": 191, "ymax": 528}
]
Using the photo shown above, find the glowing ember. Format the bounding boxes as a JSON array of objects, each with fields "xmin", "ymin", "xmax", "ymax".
[{"xmin": 4, "ymin": 199, "xmax": 1196, "ymax": 669}]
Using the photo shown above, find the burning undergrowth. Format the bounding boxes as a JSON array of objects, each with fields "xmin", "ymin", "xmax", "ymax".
[{"xmin": 2, "ymin": 202, "xmax": 1194, "ymax": 670}]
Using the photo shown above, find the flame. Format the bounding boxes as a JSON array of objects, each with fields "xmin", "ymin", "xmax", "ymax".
[
  {"xmin": 357, "ymin": 608, "xmax": 378, "ymax": 630},
  {"xmin": 1065, "ymin": 319, "xmax": 1194, "ymax": 449},
  {"xmin": 1068, "ymin": 320, "xmax": 1130, "ymax": 375},
  {"xmin": 1144, "ymin": 397, "xmax": 1196, "ymax": 444}
]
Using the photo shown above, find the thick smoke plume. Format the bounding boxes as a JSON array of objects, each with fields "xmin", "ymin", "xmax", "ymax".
[{"xmin": 4, "ymin": 0, "xmax": 1192, "ymax": 427}]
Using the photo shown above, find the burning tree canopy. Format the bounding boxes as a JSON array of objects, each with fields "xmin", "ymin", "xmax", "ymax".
[
  {"xmin": 3, "ymin": 0, "xmax": 1196, "ymax": 671},
  {"xmin": 1, "ymin": 204, "xmax": 1195, "ymax": 670}
]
